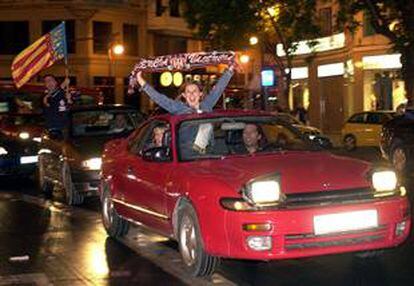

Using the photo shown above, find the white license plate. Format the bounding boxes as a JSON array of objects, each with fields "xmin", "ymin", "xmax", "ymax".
[
  {"xmin": 20, "ymin": 156, "xmax": 38, "ymax": 164},
  {"xmin": 313, "ymin": 210, "xmax": 378, "ymax": 235}
]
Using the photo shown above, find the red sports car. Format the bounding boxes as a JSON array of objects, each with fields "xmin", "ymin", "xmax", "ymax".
[{"xmin": 100, "ymin": 110, "xmax": 410, "ymax": 277}]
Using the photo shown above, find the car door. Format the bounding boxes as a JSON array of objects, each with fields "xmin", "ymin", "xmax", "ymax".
[
  {"xmin": 122, "ymin": 120, "xmax": 173, "ymax": 233},
  {"xmin": 343, "ymin": 113, "xmax": 366, "ymax": 142},
  {"xmin": 365, "ymin": 113, "xmax": 384, "ymax": 146}
]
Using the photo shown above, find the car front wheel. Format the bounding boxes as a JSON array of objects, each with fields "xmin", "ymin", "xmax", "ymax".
[
  {"xmin": 38, "ymin": 155, "xmax": 53, "ymax": 198},
  {"xmin": 62, "ymin": 162, "xmax": 84, "ymax": 205},
  {"xmin": 178, "ymin": 201, "xmax": 219, "ymax": 277},
  {"xmin": 101, "ymin": 182, "xmax": 129, "ymax": 238}
]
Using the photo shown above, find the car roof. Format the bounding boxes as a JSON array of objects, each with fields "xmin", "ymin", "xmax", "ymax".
[{"xmin": 148, "ymin": 109, "xmax": 275, "ymax": 123}]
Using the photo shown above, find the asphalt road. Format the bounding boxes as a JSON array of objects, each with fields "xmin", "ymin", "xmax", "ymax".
[{"xmin": 1, "ymin": 147, "xmax": 414, "ymax": 286}]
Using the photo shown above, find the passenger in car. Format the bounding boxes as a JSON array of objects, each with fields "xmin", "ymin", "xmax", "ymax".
[{"xmin": 152, "ymin": 124, "xmax": 168, "ymax": 147}]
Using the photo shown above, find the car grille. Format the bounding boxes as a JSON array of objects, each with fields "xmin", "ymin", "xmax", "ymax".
[
  {"xmin": 284, "ymin": 225, "xmax": 387, "ymax": 251},
  {"xmin": 283, "ymin": 187, "xmax": 388, "ymax": 208}
]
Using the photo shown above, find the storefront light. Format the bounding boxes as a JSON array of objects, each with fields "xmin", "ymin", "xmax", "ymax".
[
  {"xmin": 277, "ymin": 32, "xmax": 345, "ymax": 57},
  {"xmin": 286, "ymin": 67, "xmax": 308, "ymax": 80},
  {"xmin": 317, "ymin": 62, "xmax": 345, "ymax": 78},
  {"xmin": 362, "ymin": 54, "xmax": 402, "ymax": 70}
]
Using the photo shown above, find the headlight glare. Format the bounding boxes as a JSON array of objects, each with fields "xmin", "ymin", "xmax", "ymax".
[
  {"xmin": 0, "ymin": 146, "xmax": 7, "ymax": 155},
  {"xmin": 82, "ymin": 157, "xmax": 102, "ymax": 170},
  {"xmin": 243, "ymin": 178, "xmax": 282, "ymax": 206},
  {"xmin": 372, "ymin": 170, "xmax": 397, "ymax": 192},
  {"xmin": 19, "ymin": 132, "xmax": 30, "ymax": 140}
]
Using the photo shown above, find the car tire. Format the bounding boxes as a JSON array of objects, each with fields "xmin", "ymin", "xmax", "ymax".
[
  {"xmin": 101, "ymin": 182, "xmax": 129, "ymax": 238},
  {"xmin": 38, "ymin": 155, "xmax": 53, "ymax": 198},
  {"xmin": 178, "ymin": 201, "xmax": 219, "ymax": 277},
  {"xmin": 391, "ymin": 143, "xmax": 407, "ymax": 175},
  {"xmin": 343, "ymin": 134, "xmax": 357, "ymax": 151},
  {"xmin": 62, "ymin": 162, "xmax": 84, "ymax": 205}
]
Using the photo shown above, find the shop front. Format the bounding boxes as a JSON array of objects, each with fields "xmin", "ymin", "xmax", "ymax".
[{"xmin": 362, "ymin": 54, "xmax": 407, "ymax": 112}]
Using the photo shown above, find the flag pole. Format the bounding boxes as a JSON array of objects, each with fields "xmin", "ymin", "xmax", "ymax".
[{"xmin": 61, "ymin": 21, "xmax": 71, "ymax": 104}]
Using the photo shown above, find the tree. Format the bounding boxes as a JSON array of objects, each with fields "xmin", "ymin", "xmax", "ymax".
[
  {"xmin": 337, "ymin": 0, "xmax": 414, "ymax": 105},
  {"xmin": 181, "ymin": 0, "xmax": 321, "ymax": 110}
]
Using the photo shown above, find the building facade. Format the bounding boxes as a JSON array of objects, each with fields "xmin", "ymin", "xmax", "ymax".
[
  {"xmin": 0, "ymin": 0, "xmax": 203, "ymax": 112},
  {"xmin": 263, "ymin": 3, "xmax": 406, "ymax": 136}
]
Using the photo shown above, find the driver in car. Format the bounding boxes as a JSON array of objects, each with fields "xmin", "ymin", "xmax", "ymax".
[
  {"xmin": 112, "ymin": 114, "xmax": 128, "ymax": 133},
  {"xmin": 231, "ymin": 123, "xmax": 266, "ymax": 155}
]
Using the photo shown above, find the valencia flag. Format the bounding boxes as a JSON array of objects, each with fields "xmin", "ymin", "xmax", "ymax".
[{"xmin": 11, "ymin": 22, "xmax": 67, "ymax": 88}]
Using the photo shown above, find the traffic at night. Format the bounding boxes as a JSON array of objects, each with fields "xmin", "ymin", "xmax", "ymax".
[{"xmin": 1, "ymin": 0, "xmax": 414, "ymax": 285}]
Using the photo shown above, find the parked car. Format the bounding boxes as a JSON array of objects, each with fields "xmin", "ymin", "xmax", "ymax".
[
  {"xmin": 342, "ymin": 111, "xmax": 396, "ymax": 151},
  {"xmin": 0, "ymin": 133, "xmax": 39, "ymax": 177},
  {"xmin": 380, "ymin": 110, "xmax": 414, "ymax": 174},
  {"xmin": 38, "ymin": 105, "xmax": 144, "ymax": 205},
  {"xmin": 100, "ymin": 110, "xmax": 410, "ymax": 277},
  {"xmin": 278, "ymin": 113, "xmax": 333, "ymax": 148},
  {"xmin": 0, "ymin": 113, "xmax": 45, "ymax": 142}
]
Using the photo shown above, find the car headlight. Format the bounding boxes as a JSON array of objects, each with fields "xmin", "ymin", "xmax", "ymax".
[
  {"xmin": 82, "ymin": 157, "xmax": 102, "ymax": 170},
  {"xmin": 243, "ymin": 176, "xmax": 283, "ymax": 206},
  {"xmin": 372, "ymin": 170, "xmax": 397, "ymax": 192},
  {"xmin": 33, "ymin": 137, "xmax": 42, "ymax": 143},
  {"xmin": 0, "ymin": 146, "xmax": 7, "ymax": 156},
  {"xmin": 19, "ymin": 132, "xmax": 30, "ymax": 140}
]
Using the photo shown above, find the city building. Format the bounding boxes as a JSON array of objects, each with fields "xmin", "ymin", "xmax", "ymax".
[
  {"xmin": 0, "ymin": 0, "xmax": 203, "ymax": 112},
  {"xmin": 257, "ymin": 2, "xmax": 406, "ymax": 136}
]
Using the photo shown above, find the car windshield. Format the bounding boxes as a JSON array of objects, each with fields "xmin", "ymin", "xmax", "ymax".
[
  {"xmin": 178, "ymin": 116, "xmax": 318, "ymax": 161},
  {"xmin": 3, "ymin": 114, "xmax": 44, "ymax": 126},
  {"xmin": 71, "ymin": 109, "xmax": 139, "ymax": 137}
]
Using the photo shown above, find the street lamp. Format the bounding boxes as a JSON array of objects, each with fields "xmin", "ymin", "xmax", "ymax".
[
  {"xmin": 108, "ymin": 42, "xmax": 124, "ymax": 104},
  {"xmin": 112, "ymin": 43, "xmax": 125, "ymax": 56},
  {"xmin": 240, "ymin": 54, "xmax": 250, "ymax": 64},
  {"xmin": 249, "ymin": 36, "xmax": 259, "ymax": 46}
]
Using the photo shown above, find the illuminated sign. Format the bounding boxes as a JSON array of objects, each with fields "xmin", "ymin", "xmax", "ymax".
[
  {"xmin": 362, "ymin": 54, "xmax": 402, "ymax": 70},
  {"xmin": 277, "ymin": 32, "xmax": 345, "ymax": 57},
  {"xmin": 286, "ymin": 67, "xmax": 308, "ymax": 80},
  {"xmin": 317, "ymin": 62, "xmax": 345, "ymax": 78},
  {"xmin": 261, "ymin": 70, "xmax": 274, "ymax": 87}
]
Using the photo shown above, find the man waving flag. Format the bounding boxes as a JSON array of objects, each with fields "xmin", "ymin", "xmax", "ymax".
[{"xmin": 11, "ymin": 22, "xmax": 67, "ymax": 88}]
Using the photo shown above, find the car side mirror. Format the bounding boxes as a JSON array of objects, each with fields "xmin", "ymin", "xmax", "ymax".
[
  {"xmin": 48, "ymin": 129, "xmax": 64, "ymax": 140},
  {"xmin": 142, "ymin": 147, "xmax": 171, "ymax": 162}
]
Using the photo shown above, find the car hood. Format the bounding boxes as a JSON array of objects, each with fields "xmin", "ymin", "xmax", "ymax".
[
  {"xmin": 69, "ymin": 136, "xmax": 113, "ymax": 158},
  {"xmin": 183, "ymin": 152, "xmax": 372, "ymax": 194},
  {"xmin": 293, "ymin": 124, "xmax": 321, "ymax": 134}
]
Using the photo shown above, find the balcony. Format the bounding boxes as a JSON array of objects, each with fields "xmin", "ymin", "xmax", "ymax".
[{"xmin": 147, "ymin": 1, "xmax": 191, "ymax": 37}]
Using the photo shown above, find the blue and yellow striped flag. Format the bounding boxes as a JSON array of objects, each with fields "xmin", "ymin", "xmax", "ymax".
[{"xmin": 11, "ymin": 22, "xmax": 67, "ymax": 88}]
